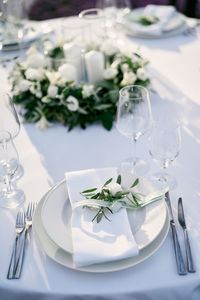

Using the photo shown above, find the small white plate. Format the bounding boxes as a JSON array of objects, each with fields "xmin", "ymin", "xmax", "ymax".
[
  {"xmin": 122, "ymin": 8, "xmax": 187, "ymax": 39},
  {"xmin": 41, "ymin": 176, "xmax": 167, "ymax": 254},
  {"xmin": 33, "ymin": 190, "xmax": 170, "ymax": 272}
]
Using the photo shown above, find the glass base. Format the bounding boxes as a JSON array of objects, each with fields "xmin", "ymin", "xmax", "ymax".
[
  {"xmin": 0, "ymin": 165, "xmax": 24, "ymax": 183},
  {"xmin": 149, "ymin": 172, "xmax": 177, "ymax": 191},
  {"xmin": 117, "ymin": 157, "xmax": 150, "ymax": 177},
  {"xmin": 0, "ymin": 189, "xmax": 25, "ymax": 208}
]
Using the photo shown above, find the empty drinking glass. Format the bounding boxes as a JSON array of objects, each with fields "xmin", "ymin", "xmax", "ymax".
[
  {"xmin": 0, "ymin": 92, "xmax": 23, "ymax": 180},
  {"xmin": 0, "ymin": 131, "xmax": 24, "ymax": 208},
  {"xmin": 149, "ymin": 120, "xmax": 181, "ymax": 190},
  {"xmin": 117, "ymin": 85, "xmax": 152, "ymax": 176}
]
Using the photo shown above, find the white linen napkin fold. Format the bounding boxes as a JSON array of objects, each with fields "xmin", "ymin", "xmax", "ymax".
[
  {"xmin": 125, "ymin": 5, "xmax": 176, "ymax": 36},
  {"xmin": 65, "ymin": 168, "xmax": 139, "ymax": 268}
]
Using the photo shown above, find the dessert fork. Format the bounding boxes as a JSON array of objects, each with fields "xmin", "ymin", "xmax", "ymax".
[
  {"xmin": 14, "ymin": 202, "xmax": 36, "ymax": 279},
  {"xmin": 7, "ymin": 211, "xmax": 25, "ymax": 279}
]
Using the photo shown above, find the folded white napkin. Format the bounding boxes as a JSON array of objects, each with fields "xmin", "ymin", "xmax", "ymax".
[
  {"xmin": 65, "ymin": 168, "xmax": 139, "ymax": 268},
  {"xmin": 125, "ymin": 5, "xmax": 176, "ymax": 36}
]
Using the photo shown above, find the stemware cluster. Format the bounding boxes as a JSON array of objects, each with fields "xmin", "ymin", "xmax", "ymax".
[
  {"xmin": 0, "ymin": 92, "xmax": 24, "ymax": 208},
  {"xmin": 116, "ymin": 85, "xmax": 181, "ymax": 189}
]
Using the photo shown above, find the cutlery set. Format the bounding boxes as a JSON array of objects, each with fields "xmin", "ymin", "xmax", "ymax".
[
  {"xmin": 165, "ymin": 192, "xmax": 195, "ymax": 275},
  {"xmin": 7, "ymin": 195, "xmax": 194, "ymax": 278},
  {"xmin": 7, "ymin": 202, "xmax": 36, "ymax": 279}
]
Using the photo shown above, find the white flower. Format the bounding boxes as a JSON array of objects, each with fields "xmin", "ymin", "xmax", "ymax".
[
  {"xmin": 36, "ymin": 116, "xmax": 52, "ymax": 131},
  {"xmin": 47, "ymin": 85, "xmax": 58, "ymax": 98},
  {"xmin": 103, "ymin": 68, "xmax": 118, "ymax": 80},
  {"xmin": 110, "ymin": 58, "xmax": 121, "ymax": 69},
  {"xmin": 121, "ymin": 71, "xmax": 136, "ymax": 86},
  {"xmin": 18, "ymin": 79, "xmax": 30, "ymax": 92},
  {"xmin": 30, "ymin": 82, "xmax": 42, "ymax": 98},
  {"xmin": 26, "ymin": 52, "xmax": 46, "ymax": 69},
  {"xmin": 25, "ymin": 68, "xmax": 45, "ymax": 81},
  {"xmin": 41, "ymin": 96, "xmax": 51, "ymax": 103},
  {"xmin": 136, "ymin": 68, "xmax": 148, "ymax": 81},
  {"xmin": 66, "ymin": 95, "xmax": 79, "ymax": 111},
  {"xmin": 46, "ymin": 71, "xmax": 60, "ymax": 85},
  {"xmin": 82, "ymin": 84, "xmax": 94, "ymax": 98},
  {"xmin": 101, "ymin": 42, "xmax": 118, "ymax": 56},
  {"xmin": 106, "ymin": 182, "xmax": 122, "ymax": 196},
  {"xmin": 121, "ymin": 63, "xmax": 129, "ymax": 73},
  {"xmin": 58, "ymin": 64, "xmax": 77, "ymax": 83}
]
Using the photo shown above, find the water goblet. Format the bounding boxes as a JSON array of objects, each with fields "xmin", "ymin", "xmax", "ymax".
[
  {"xmin": 116, "ymin": 85, "xmax": 152, "ymax": 176},
  {"xmin": 0, "ymin": 130, "xmax": 24, "ymax": 208},
  {"xmin": 149, "ymin": 120, "xmax": 181, "ymax": 190},
  {"xmin": 0, "ymin": 92, "xmax": 23, "ymax": 180}
]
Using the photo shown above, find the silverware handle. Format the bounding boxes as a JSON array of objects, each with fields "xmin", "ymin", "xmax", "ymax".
[
  {"xmin": 14, "ymin": 230, "xmax": 27, "ymax": 279},
  {"xmin": 7, "ymin": 238, "xmax": 17, "ymax": 279},
  {"xmin": 184, "ymin": 229, "xmax": 195, "ymax": 273},
  {"xmin": 170, "ymin": 221, "xmax": 187, "ymax": 275}
]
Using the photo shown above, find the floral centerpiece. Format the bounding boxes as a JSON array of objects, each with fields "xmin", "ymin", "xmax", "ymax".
[{"xmin": 10, "ymin": 39, "xmax": 150, "ymax": 131}]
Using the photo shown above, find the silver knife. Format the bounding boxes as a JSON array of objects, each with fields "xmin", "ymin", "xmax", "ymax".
[
  {"xmin": 165, "ymin": 192, "xmax": 187, "ymax": 275},
  {"xmin": 178, "ymin": 197, "xmax": 195, "ymax": 273}
]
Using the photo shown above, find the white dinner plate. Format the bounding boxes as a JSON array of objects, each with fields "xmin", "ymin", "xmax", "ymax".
[
  {"xmin": 121, "ymin": 8, "xmax": 187, "ymax": 39},
  {"xmin": 33, "ymin": 189, "xmax": 170, "ymax": 272},
  {"xmin": 41, "ymin": 178, "xmax": 167, "ymax": 254},
  {"xmin": 0, "ymin": 23, "xmax": 52, "ymax": 51}
]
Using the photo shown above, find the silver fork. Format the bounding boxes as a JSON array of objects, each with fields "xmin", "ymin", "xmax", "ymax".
[
  {"xmin": 7, "ymin": 211, "xmax": 25, "ymax": 279},
  {"xmin": 14, "ymin": 202, "xmax": 36, "ymax": 279}
]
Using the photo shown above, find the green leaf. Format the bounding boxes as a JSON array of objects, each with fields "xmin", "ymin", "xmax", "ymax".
[
  {"xmin": 108, "ymin": 89, "xmax": 119, "ymax": 103},
  {"xmin": 97, "ymin": 211, "xmax": 103, "ymax": 223},
  {"xmin": 101, "ymin": 111, "xmax": 114, "ymax": 131},
  {"xmin": 103, "ymin": 178, "xmax": 113, "ymax": 187},
  {"xmin": 81, "ymin": 188, "xmax": 97, "ymax": 193},
  {"xmin": 91, "ymin": 192, "xmax": 100, "ymax": 199},
  {"xmin": 130, "ymin": 178, "xmax": 139, "ymax": 188},
  {"xmin": 94, "ymin": 104, "xmax": 112, "ymax": 110},
  {"xmin": 116, "ymin": 175, "xmax": 121, "ymax": 184}
]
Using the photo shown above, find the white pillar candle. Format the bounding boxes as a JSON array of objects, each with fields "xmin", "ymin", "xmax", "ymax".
[
  {"xmin": 64, "ymin": 42, "xmax": 84, "ymax": 82},
  {"xmin": 85, "ymin": 50, "xmax": 104, "ymax": 85}
]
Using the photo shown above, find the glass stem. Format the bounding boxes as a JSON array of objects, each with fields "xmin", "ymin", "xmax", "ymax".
[
  {"xmin": 4, "ymin": 175, "xmax": 12, "ymax": 194},
  {"xmin": 133, "ymin": 138, "xmax": 138, "ymax": 163}
]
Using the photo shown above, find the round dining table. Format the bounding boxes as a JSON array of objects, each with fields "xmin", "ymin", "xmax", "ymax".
[{"xmin": 0, "ymin": 16, "xmax": 200, "ymax": 300}]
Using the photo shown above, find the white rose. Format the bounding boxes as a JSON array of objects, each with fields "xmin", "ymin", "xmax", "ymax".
[
  {"xmin": 41, "ymin": 96, "xmax": 51, "ymax": 103},
  {"xmin": 58, "ymin": 63, "xmax": 77, "ymax": 83},
  {"xmin": 136, "ymin": 68, "xmax": 148, "ymax": 81},
  {"xmin": 36, "ymin": 116, "xmax": 52, "ymax": 131},
  {"xmin": 18, "ymin": 79, "xmax": 30, "ymax": 92},
  {"xmin": 82, "ymin": 84, "xmax": 94, "ymax": 98},
  {"xmin": 26, "ymin": 52, "xmax": 46, "ymax": 69},
  {"xmin": 121, "ymin": 71, "xmax": 136, "ymax": 86},
  {"xmin": 106, "ymin": 182, "xmax": 122, "ymax": 196},
  {"xmin": 46, "ymin": 71, "xmax": 60, "ymax": 85},
  {"xmin": 66, "ymin": 95, "xmax": 79, "ymax": 112},
  {"xmin": 121, "ymin": 63, "xmax": 129, "ymax": 73},
  {"xmin": 103, "ymin": 68, "xmax": 118, "ymax": 80},
  {"xmin": 25, "ymin": 68, "xmax": 45, "ymax": 81},
  {"xmin": 101, "ymin": 42, "xmax": 118, "ymax": 56},
  {"xmin": 47, "ymin": 85, "xmax": 58, "ymax": 98}
]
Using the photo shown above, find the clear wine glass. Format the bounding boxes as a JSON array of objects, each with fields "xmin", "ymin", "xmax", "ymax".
[
  {"xmin": 96, "ymin": 0, "xmax": 131, "ymax": 38},
  {"xmin": 0, "ymin": 130, "xmax": 24, "ymax": 208},
  {"xmin": 149, "ymin": 120, "xmax": 181, "ymax": 190},
  {"xmin": 0, "ymin": 92, "xmax": 23, "ymax": 180},
  {"xmin": 116, "ymin": 85, "xmax": 152, "ymax": 176}
]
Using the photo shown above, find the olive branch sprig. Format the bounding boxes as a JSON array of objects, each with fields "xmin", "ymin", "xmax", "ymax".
[{"xmin": 80, "ymin": 175, "xmax": 140, "ymax": 223}]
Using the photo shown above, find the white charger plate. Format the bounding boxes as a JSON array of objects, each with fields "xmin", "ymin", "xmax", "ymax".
[
  {"xmin": 122, "ymin": 8, "xmax": 187, "ymax": 39},
  {"xmin": 33, "ymin": 189, "xmax": 170, "ymax": 272},
  {"xmin": 41, "ymin": 178, "xmax": 167, "ymax": 254}
]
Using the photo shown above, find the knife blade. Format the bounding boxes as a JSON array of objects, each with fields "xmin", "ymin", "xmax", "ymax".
[
  {"xmin": 178, "ymin": 197, "xmax": 195, "ymax": 273},
  {"xmin": 165, "ymin": 192, "xmax": 187, "ymax": 275}
]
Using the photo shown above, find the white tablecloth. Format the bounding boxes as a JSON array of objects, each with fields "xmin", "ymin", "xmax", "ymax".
[{"xmin": 0, "ymin": 17, "xmax": 200, "ymax": 300}]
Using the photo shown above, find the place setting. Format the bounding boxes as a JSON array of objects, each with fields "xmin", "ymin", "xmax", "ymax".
[{"xmin": 0, "ymin": 3, "xmax": 199, "ymax": 300}]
